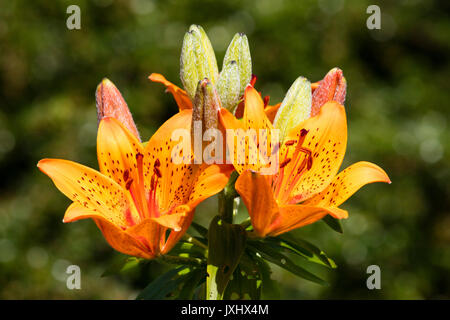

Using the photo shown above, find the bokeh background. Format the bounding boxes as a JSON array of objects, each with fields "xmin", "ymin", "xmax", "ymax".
[{"xmin": 0, "ymin": 0, "xmax": 449, "ymax": 299}]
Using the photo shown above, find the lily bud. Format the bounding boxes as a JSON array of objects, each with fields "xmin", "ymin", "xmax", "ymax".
[
  {"xmin": 95, "ymin": 78, "xmax": 140, "ymax": 141},
  {"xmin": 273, "ymin": 76, "xmax": 312, "ymax": 142},
  {"xmin": 180, "ymin": 25, "xmax": 219, "ymax": 100},
  {"xmin": 223, "ymin": 33, "xmax": 252, "ymax": 96},
  {"xmin": 311, "ymin": 67, "xmax": 347, "ymax": 116},
  {"xmin": 191, "ymin": 78, "xmax": 221, "ymax": 136},
  {"xmin": 216, "ymin": 60, "xmax": 240, "ymax": 113},
  {"xmin": 191, "ymin": 78, "xmax": 222, "ymax": 164}
]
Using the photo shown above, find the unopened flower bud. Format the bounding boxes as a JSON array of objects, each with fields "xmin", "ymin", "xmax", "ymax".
[
  {"xmin": 180, "ymin": 25, "xmax": 219, "ymax": 101},
  {"xmin": 95, "ymin": 78, "xmax": 140, "ymax": 141},
  {"xmin": 311, "ymin": 67, "xmax": 347, "ymax": 116},
  {"xmin": 191, "ymin": 78, "xmax": 222, "ymax": 164},
  {"xmin": 273, "ymin": 76, "xmax": 312, "ymax": 142},
  {"xmin": 223, "ymin": 33, "xmax": 252, "ymax": 96},
  {"xmin": 217, "ymin": 60, "xmax": 240, "ymax": 113},
  {"xmin": 192, "ymin": 78, "xmax": 221, "ymax": 135}
]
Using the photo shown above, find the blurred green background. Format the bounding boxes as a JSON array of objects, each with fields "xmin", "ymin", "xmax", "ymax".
[{"xmin": 0, "ymin": 0, "xmax": 449, "ymax": 299}]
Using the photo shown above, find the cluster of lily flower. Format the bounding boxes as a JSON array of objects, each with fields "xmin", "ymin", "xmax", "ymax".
[{"xmin": 37, "ymin": 25, "xmax": 390, "ymax": 282}]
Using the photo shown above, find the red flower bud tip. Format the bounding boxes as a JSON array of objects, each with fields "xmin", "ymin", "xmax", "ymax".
[
  {"xmin": 311, "ymin": 68, "xmax": 347, "ymax": 117},
  {"xmin": 96, "ymin": 78, "xmax": 140, "ymax": 141}
]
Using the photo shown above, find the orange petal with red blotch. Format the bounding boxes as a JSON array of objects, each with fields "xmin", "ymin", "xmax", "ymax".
[
  {"xmin": 143, "ymin": 109, "xmax": 199, "ymax": 211},
  {"xmin": 149, "ymin": 73, "xmax": 193, "ymax": 111},
  {"xmin": 37, "ymin": 158, "xmax": 139, "ymax": 228},
  {"xmin": 303, "ymin": 161, "xmax": 391, "ymax": 208},
  {"xmin": 235, "ymin": 170, "xmax": 280, "ymax": 238},
  {"xmin": 282, "ymin": 101, "xmax": 347, "ymax": 204},
  {"xmin": 97, "ymin": 117, "xmax": 144, "ymax": 190},
  {"xmin": 96, "ymin": 78, "xmax": 140, "ymax": 140}
]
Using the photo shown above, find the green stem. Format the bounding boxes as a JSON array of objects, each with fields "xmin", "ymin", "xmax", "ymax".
[
  {"xmin": 159, "ymin": 255, "xmax": 205, "ymax": 267},
  {"xmin": 183, "ymin": 233, "xmax": 208, "ymax": 250},
  {"xmin": 219, "ymin": 171, "xmax": 239, "ymax": 224}
]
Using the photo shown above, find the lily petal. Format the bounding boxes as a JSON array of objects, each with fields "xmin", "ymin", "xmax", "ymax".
[
  {"xmin": 264, "ymin": 103, "xmax": 281, "ymax": 123},
  {"xmin": 269, "ymin": 204, "xmax": 341, "ymax": 236},
  {"xmin": 143, "ymin": 109, "xmax": 200, "ymax": 211},
  {"xmin": 97, "ymin": 117, "xmax": 144, "ymax": 190},
  {"xmin": 151, "ymin": 205, "xmax": 191, "ymax": 231},
  {"xmin": 149, "ymin": 73, "xmax": 193, "ymax": 111},
  {"xmin": 235, "ymin": 170, "xmax": 280, "ymax": 237},
  {"xmin": 303, "ymin": 161, "xmax": 391, "ymax": 208},
  {"xmin": 283, "ymin": 101, "xmax": 347, "ymax": 203},
  {"xmin": 38, "ymin": 158, "xmax": 139, "ymax": 228},
  {"xmin": 188, "ymin": 164, "xmax": 233, "ymax": 208},
  {"xmin": 162, "ymin": 208, "xmax": 195, "ymax": 255},
  {"xmin": 243, "ymin": 86, "xmax": 273, "ymax": 131},
  {"xmin": 95, "ymin": 217, "xmax": 154, "ymax": 259}
]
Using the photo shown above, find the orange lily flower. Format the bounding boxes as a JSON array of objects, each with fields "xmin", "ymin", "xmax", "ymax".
[
  {"xmin": 219, "ymin": 85, "xmax": 390, "ymax": 237},
  {"xmin": 38, "ymin": 88, "xmax": 230, "ymax": 259}
]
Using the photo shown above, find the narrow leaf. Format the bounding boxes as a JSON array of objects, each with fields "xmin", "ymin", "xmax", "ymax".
[
  {"xmin": 248, "ymin": 241, "xmax": 328, "ymax": 286},
  {"xmin": 322, "ymin": 215, "xmax": 344, "ymax": 233}
]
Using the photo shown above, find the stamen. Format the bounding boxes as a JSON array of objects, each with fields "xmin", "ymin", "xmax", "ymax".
[
  {"xmin": 285, "ymin": 140, "xmax": 296, "ymax": 146},
  {"xmin": 280, "ymin": 158, "xmax": 291, "ymax": 169},
  {"xmin": 125, "ymin": 179, "xmax": 133, "ymax": 190},
  {"xmin": 154, "ymin": 166, "xmax": 162, "ymax": 178},
  {"xmin": 134, "ymin": 153, "xmax": 150, "ymax": 219}
]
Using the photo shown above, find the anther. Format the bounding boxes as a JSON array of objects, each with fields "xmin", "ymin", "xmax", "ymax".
[
  {"xmin": 123, "ymin": 169, "xmax": 129, "ymax": 182},
  {"xmin": 280, "ymin": 158, "xmax": 291, "ymax": 169},
  {"xmin": 285, "ymin": 140, "xmax": 296, "ymax": 146},
  {"xmin": 125, "ymin": 179, "xmax": 133, "ymax": 190},
  {"xmin": 154, "ymin": 167, "xmax": 162, "ymax": 178}
]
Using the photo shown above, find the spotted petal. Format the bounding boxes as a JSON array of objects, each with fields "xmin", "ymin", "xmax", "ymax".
[{"xmin": 303, "ymin": 161, "xmax": 391, "ymax": 208}]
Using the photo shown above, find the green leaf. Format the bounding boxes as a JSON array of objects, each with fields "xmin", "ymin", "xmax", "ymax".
[
  {"xmin": 136, "ymin": 266, "xmax": 189, "ymax": 300},
  {"xmin": 273, "ymin": 234, "xmax": 337, "ymax": 268},
  {"xmin": 223, "ymin": 251, "xmax": 261, "ymax": 300},
  {"xmin": 190, "ymin": 221, "xmax": 208, "ymax": 238},
  {"xmin": 257, "ymin": 257, "xmax": 280, "ymax": 299},
  {"xmin": 177, "ymin": 268, "xmax": 206, "ymax": 300},
  {"xmin": 170, "ymin": 241, "xmax": 207, "ymax": 259},
  {"xmin": 322, "ymin": 215, "xmax": 343, "ymax": 233},
  {"xmin": 101, "ymin": 257, "xmax": 144, "ymax": 277},
  {"xmin": 248, "ymin": 241, "xmax": 328, "ymax": 286},
  {"xmin": 206, "ymin": 216, "xmax": 247, "ymax": 300}
]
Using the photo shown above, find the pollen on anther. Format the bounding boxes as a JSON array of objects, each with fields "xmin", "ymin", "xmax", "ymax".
[
  {"xmin": 280, "ymin": 158, "xmax": 291, "ymax": 169},
  {"xmin": 125, "ymin": 179, "xmax": 134, "ymax": 190}
]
